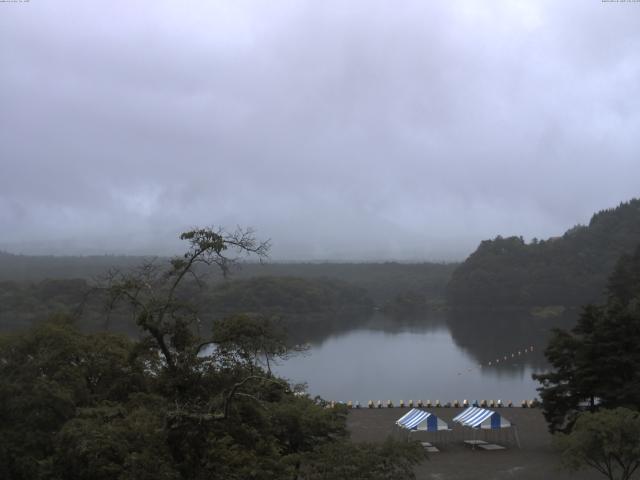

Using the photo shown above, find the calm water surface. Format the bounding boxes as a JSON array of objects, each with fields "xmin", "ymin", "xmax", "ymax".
[{"xmin": 275, "ymin": 312, "xmax": 558, "ymax": 404}]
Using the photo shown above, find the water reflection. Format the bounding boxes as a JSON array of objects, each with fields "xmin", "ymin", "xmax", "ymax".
[
  {"xmin": 286, "ymin": 311, "xmax": 447, "ymax": 347},
  {"xmin": 275, "ymin": 309, "xmax": 579, "ymax": 403},
  {"xmin": 446, "ymin": 308, "xmax": 579, "ymax": 370}
]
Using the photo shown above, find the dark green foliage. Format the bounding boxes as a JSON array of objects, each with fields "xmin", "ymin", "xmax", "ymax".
[
  {"xmin": 0, "ymin": 228, "xmax": 422, "ymax": 479},
  {"xmin": 0, "ymin": 279, "xmax": 92, "ymax": 332},
  {"xmin": 0, "ymin": 318, "xmax": 409, "ymax": 480},
  {"xmin": 0, "ymin": 252, "xmax": 456, "ymax": 306},
  {"xmin": 0, "ymin": 318, "xmax": 148, "ymax": 480},
  {"xmin": 534, "ymin": 245, "xmax": 640, "ymax": 433},
  {"xmin": 211, "ymin": 314, "xmax": 292, "ymax": 375},
  {"xmin": 382, "ymin": 290, "xmax": 445, "ymax": 315},
  {"xmin": 298, "ymin": 438, "xmax": 426, "ymax": 480},
  {"xmin": 447, "ymin": 199, "xmax": 640, "ymax": 307},
  {"xmin": 54, "ymin": 399, "xmax": 180, "ymax": 480},
  {"xmin": 555, "ymin": 408, "xmax": 640, "ymax": 480},
  {"xmin": 206, "ymin": 276, "xmax": 373, "ymax": 320},
  {"xmin": 0, "ymin": 251, "xmax": 145, "ymax": 281},
  {"xmin": 0, "ymin": 264, "xmax": 453, "ymax": 339},
  {"xmin": 607, "ymin": 245, "xmax": 640, "ymax": 307},
  {"xmin": 229, "ymin": 262, "xmax": 456, "ymax": 305}
]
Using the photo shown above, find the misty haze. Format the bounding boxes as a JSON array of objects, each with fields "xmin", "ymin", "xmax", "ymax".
[{"xmin": 1, "ymin": 2, "xmax": 639, "ymax": 480}]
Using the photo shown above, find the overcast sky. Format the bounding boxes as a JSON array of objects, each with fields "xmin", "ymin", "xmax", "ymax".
[{"xmin": 1, "ymin": 1, "xmax": 639, "ymax": 261}]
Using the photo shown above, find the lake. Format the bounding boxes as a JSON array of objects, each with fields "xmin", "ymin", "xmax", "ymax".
[{"xmin": 275, "ymin": 310, "xmax": 572, "ymax": 404}]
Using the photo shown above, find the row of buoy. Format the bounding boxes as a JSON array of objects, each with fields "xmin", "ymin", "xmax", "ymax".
[
  {"xmin": 453, "ymin": 346, "xmax": 537, "ymax": 378},
  {"xmin": 485, "ymin": 346, "xmax": 534, "ymax": 367},
  {"xmin": 328, "ymin": 399, "xmax": 539, "ymax": 409}
]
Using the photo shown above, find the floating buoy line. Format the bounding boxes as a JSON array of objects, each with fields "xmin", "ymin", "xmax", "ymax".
[
  {"xmin": 327, "ymin": 399, "xmax": 539, "ymax": 409},
  {"xmin": 484, "ymin": 345, "xmax": 535, "ymax": 368},
  {"xmin": 324, "ymin": 345, "xmax": 540, "ymax": 409},
  {"xmin": 453, "ymin": 345, "xmax": 536, "ymax": 377}
]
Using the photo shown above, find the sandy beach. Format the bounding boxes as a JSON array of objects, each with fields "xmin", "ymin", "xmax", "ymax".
[{"xmin": 347, "ymin": 407, "xmax": 603, "ymax": 480}]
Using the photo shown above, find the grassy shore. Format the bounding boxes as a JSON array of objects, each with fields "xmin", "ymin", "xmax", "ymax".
[{"xmin": 347, "ymin": 408, "xmax": 602, "ymax": 480}]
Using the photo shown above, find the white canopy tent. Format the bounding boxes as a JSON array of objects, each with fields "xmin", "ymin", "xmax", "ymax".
[
  {"xmin": 396, "ymin": 408, "xmax": 449, "ymax": 431},
  {"xmin": 452, "ymin": 407, "xmax": 520, "ymax": 448},
  {"xmin": 395, "ymin": 408, "xmax": 451, "ymax": 444},
  {"xmin": 452, "ymin": 406, "xmax": 511, "ymax": 429}
]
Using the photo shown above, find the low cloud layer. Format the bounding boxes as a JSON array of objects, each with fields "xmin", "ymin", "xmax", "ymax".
[{"xmin": 1, "ymin": 1, "xmax": 639, "ymax": 260}]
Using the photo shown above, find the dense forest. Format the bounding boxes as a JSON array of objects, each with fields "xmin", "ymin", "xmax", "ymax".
[
  {"xmin": 0, "ymin": 253, "xmax": 143, "ymax": 282},
  {"xmin": 4, "ymin": 198, "xmax": 640, "ymax": 335},
  {"xmin": 535, "ymin": 243, "xmax": 640, "ymax": 432},
  {"xmin": 2, "ymin": 204, "xmax": 640, "ymax": 478},
  {"xmin": 0, "ymin": 254, "xmax": 455, "ymax": 338},
  {"xmin": 0, "ymin": 228, "xmax": 424, "ymax": 480},
  {"xmin": 205, "ymin": 276, "xmax": 373, "ymax": 316},
  {"xmin": 0, "ymin": 276, "xmax": 372, "ymax": 338},
  {"xmin": 0, "ymin": 253, "xmax": 455, "ymax": 305},
  {"xmin": 446, "ymin": 199, "xmax": 640, "ymax": 307}
]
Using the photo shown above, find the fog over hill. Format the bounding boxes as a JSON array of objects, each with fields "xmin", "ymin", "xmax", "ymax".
[{"xmin": 2, "ymin": 1, "xmax": 639, "ymax": 260}]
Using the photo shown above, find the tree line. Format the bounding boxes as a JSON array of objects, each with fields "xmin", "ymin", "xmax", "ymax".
[
  {"xmin": 0, "ymin": 274, "xmax": 372, "ymax": 335},
  {"xmin": 0, "ymin": 251, "xmax": 456, "ymax": 306},
  {"xmin": 0, "ymin": 227, "xmax": 424, "ymax": 480},
  {"xmin": 447, "ymin": 199, "xmax": 640, "ymax": 307},
  {"xmin": 535, "ymin": 244, "xmax": 640, "ymax": 480}
]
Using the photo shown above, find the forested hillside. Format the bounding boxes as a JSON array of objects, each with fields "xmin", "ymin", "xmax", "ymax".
[
  {"xmin": 205, "ymin": 276, "xmax": 373, "ymax": 316},
  {"xmin": 0, "ymin": 228, "xmax": 423, "ymax": 480},
  {"xmin": 534, "ymin": 243, "xmax": 640, "ymax": 433},
  {"xmin": 230, "ymin": 262, "xmax": 456, "ymax": 305},
  {"xmin": 0, "ymin": 252, "xmax": 143, "ymax": 281},
  {"xmin": 0, "ymin": 275, "xmax": 373, "ymax": 336},
  {"xmin": 0, "ymin": 253, "xmax": 456, "ymax": 306},
  {"xmin": 446, "ymin": 199, "xmax": 640, "ymax": 307}
]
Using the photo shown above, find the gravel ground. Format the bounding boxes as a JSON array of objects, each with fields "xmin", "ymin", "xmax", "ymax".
[{"xmin": 347, "ymin": 407, "xmax": 603, "ymax": 480}]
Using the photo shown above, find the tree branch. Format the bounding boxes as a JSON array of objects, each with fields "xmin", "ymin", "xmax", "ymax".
[{"xmin": 223, "ymin": 375, "xmax": 284, "ymax": 419}]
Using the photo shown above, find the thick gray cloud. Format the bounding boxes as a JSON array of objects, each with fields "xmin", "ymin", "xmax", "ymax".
[{"xmin": 1, "ymin": 0, "xmax": 639, "ymax": 260}]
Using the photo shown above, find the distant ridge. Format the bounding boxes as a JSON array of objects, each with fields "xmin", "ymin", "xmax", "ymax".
[
  {"xmin": 0, "ymin": 253, "xmax": 148, "ymax": 282},
  {"xmin": 446, "ymin": 198, "xmax": 640, "ymax": 307}
]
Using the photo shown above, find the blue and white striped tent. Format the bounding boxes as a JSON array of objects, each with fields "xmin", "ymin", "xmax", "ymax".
[
  {"xmin": 452, "ymin": 407, "xmax": 511, "ymax": 429},
  {"xmin": 395, "ymin": 408, "xmax": 449, "ymax": 431}
]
